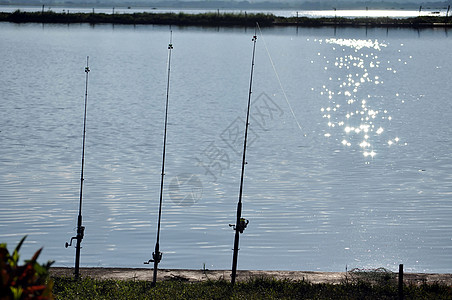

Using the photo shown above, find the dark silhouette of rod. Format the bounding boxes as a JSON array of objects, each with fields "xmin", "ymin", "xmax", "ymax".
[
  {"xmin": 230, "ymin": 29, "xmax": 257, "ymax": 286},
  {"xmin": 398, "ymin": 264, "xmax": 404, "ymax": 300},
  {"xmin": 145, "ymin": 31, "xmax": 173, "ymax": 288},
  {"xmin": 65, "ymin": 56, "xmax": 90, "ymax": 280}
]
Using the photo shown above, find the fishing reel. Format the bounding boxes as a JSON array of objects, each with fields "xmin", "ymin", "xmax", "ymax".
[
  {"xmin": 65, "ymin": 226, "xmax": 85, "ymax": 248},
  {"xmin": 229, "ymin": 218, "xmax": 249, "ymax": 234},
  {"xmin": 144, "ymin": 251, "xmax": 162, "ymax": 265}
]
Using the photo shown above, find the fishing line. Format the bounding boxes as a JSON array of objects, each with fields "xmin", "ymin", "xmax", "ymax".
[{"xmin": 256, "ymin": 23, "xmax": 304, "ymax": 135}]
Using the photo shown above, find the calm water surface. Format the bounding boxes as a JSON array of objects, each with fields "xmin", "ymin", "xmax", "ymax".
[{"xmin": 0, "ymin": 23, "xmax": 451, "ymax": 273}]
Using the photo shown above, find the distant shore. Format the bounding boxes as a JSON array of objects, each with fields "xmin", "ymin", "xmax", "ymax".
[{"xmin": 1, "ymin": 10, "xmax": 452, "ymax": 27}]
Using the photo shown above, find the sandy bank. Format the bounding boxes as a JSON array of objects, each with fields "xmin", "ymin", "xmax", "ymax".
[{"xmin": 50, "ymin": 267, "xmax": 452, "ymax": 285}]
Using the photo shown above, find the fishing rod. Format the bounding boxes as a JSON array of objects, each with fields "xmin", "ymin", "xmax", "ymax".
[
  {"xmin": 65, "ymin": 56, "xmax": 90, "ymax": 280},
  {"xmin": 229, "ymin": 29, "xmax": 257, "ymax": 286},
  {"xmin": 144, "ymin": 31, "xmax": 173, "ymax": 288}
]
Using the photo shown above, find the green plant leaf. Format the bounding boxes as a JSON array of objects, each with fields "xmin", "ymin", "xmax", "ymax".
[
  {"xmin": 10, "ymin": 286, "xmax": 23, "ymax": 300},
  {"xmin": 11, "ymin": 236, "xmax": 27, "ymax": 266},
  {"xmin": 11, "ymin": 250, "xmax": 19, "ymax": 266}
]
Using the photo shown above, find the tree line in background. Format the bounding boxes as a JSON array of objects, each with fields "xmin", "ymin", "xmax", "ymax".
[
  {"xmin": 1, "ymin": 0, "xmax": 451, "ymax": 10},
  {"xmin": 1, "ymin": 9, "xmax": 451, "ymax": 26}
]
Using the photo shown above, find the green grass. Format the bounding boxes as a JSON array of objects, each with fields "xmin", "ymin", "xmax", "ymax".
[{"xmin": 52, "ymin": 276, "xmax": 452, "ymax": 299}]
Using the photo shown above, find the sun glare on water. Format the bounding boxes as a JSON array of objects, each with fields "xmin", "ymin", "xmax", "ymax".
[{"xmin": 312, "ymin": 37, "xmax": 410, "ymax": 159}]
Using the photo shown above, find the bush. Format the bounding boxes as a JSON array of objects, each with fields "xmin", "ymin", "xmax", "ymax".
[{"xmin": 0, "ymin": 236, "xmax": 54, "ymax": 300}]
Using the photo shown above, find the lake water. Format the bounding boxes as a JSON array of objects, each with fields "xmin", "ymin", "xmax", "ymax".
[{"xmin": 0, "ymin": 22, "xmax": 451, "ymax": 274}]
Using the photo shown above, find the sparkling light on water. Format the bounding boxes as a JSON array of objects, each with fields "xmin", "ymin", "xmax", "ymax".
[{"xmin": 313, "ymin": 38, "xmax": 411, "ymax": 159}]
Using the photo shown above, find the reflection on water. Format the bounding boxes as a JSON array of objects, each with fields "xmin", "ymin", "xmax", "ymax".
[{"xmin": 312, "ymin": 37, "xmax": 410, "ymax": 159}]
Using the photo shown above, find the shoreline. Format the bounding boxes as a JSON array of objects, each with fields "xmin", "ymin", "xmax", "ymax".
[
  {"xmin": 50, "ymin": 267, "xmax": 452, "ymax": 285},
  {"xmin": 1, "ymin": 10, "xmax": 452, "ymax": 28}
]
